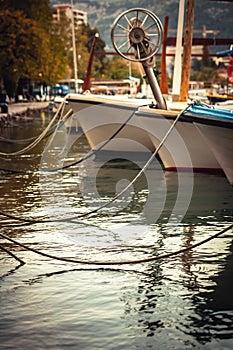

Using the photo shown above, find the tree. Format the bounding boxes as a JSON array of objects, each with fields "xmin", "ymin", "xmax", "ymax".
[
  {"xmin": 0, "ymin": 1, "xmax": 68, "ymax": 97},
  {"xmin": 191, "ymin": 46, "xmax": 218, "ymax": 88},
  {"xmin": 106, "ymin": 56, "xmax": 129, "ymax": 79},
  {"xmin": 0, "ymin": 10, "xmax": 45, "ymax": 97},
  {"xmin": 0, "ymin": 0, "xmax": 52, "ymax": 28}
]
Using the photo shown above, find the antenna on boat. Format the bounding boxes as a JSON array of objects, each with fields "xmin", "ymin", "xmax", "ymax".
[{"xmin": 111, "ymin": 8, "xmax": 167, "ymax": 109}]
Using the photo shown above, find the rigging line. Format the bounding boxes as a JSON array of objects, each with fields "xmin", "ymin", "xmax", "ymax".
[
  {"xmin": 0, "ymin": 98, "xmax": 68, "ymax": 157},
  {"xmin": 0, "ymin": 223, "xmax": 232, "ymax": 265},
  {"xmin": 0, "ymin": 135, "xmax": 38, "ymax": 144},
  {"xmin": 0, "ymin": 104, "xmax": 188, "ymax": 225}
]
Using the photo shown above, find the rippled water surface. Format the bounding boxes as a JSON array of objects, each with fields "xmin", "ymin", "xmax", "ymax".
[{"xmin": 0, "ymin": 110, "xmax": 233, "ymax": 350}]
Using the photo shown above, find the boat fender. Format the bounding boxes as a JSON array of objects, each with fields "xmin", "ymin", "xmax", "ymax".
[{"xmin": 227, "ymin": 57, "xmax": 233, "ymax": 84}]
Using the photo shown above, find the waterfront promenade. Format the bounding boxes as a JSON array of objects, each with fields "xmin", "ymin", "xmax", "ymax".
[
  {"xmin": 1, "ymin": 101, "xmax": 49, "ymax": 116},
  {"xmin": 0, "ymin": 101, "xmax": 49, "ymax": 125}
]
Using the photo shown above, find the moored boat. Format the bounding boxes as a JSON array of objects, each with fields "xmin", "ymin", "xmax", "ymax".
[
  {"xmin": 67, "ymin": 93, "xmax": 222, "ymax": 172},
  {"xmin": 67, "ymin": 93, "xmax": 155, "ymax": 154},
  {"xmin": 66, "ymin": 8, "xmax": 225, "ymax": 175},
  {"xmin": 182, "ymin": 102, "xmax": 233, "ymax": 185},
  {"xmin": 136, "ymin": 104, "xmax": 221, "ymax": 172}
]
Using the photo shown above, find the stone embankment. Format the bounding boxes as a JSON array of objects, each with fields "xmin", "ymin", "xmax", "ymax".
[{"xmin": 0, "ymin": 101, "xmax": 49, "ymax": 127}]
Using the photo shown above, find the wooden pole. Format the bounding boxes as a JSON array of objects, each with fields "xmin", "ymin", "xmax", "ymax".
[
  {"xmin": 172, "ymin": 0, "xmax": 185, "ymax": 102},
  {"xmin": 160, "ymin": 16, "xmax": 169, "ymax": 95},
  {"xmin": 82, "ymin": 33, "xmax": 99, "ymax": 93},
  {"xmin": 70, "ymin": 0, "xmax": 78, "ymax": 93},
  {"xmin": 180, "ymin": 0, "xmax": 195, "ymax": 102}
]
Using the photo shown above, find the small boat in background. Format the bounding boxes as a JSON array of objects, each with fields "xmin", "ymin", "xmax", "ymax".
[
  {"xmin": 206, "ymin": 93, "xmax": 233, "ymax": 105},
  {"xmin": 207, "ymin": 48, "xmax": 233, "ymax": 106}
]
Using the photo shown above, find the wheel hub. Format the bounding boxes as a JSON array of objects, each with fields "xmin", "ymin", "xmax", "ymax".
[{"xmin": 129, "ymin": 27, "xmax": 145, "ymax": 45}]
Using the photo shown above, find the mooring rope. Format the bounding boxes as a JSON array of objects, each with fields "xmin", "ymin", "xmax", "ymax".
[
  {"xmin": 0, "ymin": 102, "xmax": 149, "ymax": 174},
  {"xmin": 0, "ymin": 108, "xmax": 73, "ymax": 173},
  {"xmin": 0, "ymin": 224, "xmax": 232, "ymax": 265},
  {"xmin": 0, "ymin": 114, "xmax": 72, "ymax": 174},
  {"xmin": 0, "ymin": 117, "xmax": 67, "ymax": 145},
  {"xmin": 0, "ymin": 104, "xmax": 189, "ymax": 224},
  {"xmin": 0, "ymin": 98, "xmax": 70, "ymax": 157},
  {"xmin": 42, "ymin": 102, "xmax": 150, "ymax": 173}
]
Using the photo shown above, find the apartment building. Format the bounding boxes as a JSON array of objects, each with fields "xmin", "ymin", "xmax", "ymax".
[{"xmin": 52, "ymin": 3, "xmax": 88, "ymax": 27}]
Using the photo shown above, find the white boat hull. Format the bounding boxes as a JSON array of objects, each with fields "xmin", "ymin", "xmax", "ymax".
[
  {"xmin": 67, "ymin": 94, "xmax": 221, "ymax": 172},
  {"xmin": 194, "ymin": 123, "xmax": 233, "ymax": 185},
  {"xmin": 67, "ymin": 94, "xmax": 155, "ymax": 154},
  {"xmin": 182, "ymin": 102, "xmax": 233, "ymax": 185},
  {"xmin": 136, "ymin": 107, "xmax": 221, "ymax": 171}
]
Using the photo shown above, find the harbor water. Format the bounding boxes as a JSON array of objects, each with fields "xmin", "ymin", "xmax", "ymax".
[{"xmin": 0, "ymin": 109, "xmax": 233, "ymax": 350}]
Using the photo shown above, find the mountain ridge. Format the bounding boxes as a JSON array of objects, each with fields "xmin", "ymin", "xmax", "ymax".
[{"xmin": 51, "ymin": 0, "xmax": 233, "ymax": 51}]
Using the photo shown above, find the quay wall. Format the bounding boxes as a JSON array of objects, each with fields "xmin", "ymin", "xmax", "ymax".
[{"xmin": 0, "ymin": 101, "xmax": 49, "ymax": 127}]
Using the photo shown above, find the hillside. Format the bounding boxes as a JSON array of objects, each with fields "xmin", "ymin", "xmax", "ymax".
[{"xmin": 51, "ymin": 0, "xmax": 233, "ymax": 50}]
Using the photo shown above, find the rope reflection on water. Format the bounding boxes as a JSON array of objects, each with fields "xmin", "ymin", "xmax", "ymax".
[{"xmin": 0, "ymin": 109, "xmax": 233, "ymax": 349}]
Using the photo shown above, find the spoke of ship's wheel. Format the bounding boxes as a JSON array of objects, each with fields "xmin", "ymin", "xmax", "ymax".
[
  {"xmin": 140, "ymin": 41, "xmax": 151, "ymax": 55},
  {"xmin": 136, "ymin": 44, "xmax": 141, "ymax": 60},
  {"xmin": 145, "ymin": 22, "xmax": 158, "ymax": 32},
  {"xmin": 114, "ymin": 33, "xmax": 129, "ymax": 38},
  {"xmin": 124, "ymin": 14, "xmax": 133, "ymax": 28},
  {"xmin": 143, "ymin": 37, "xmax": 154, "ymax": 48},
  {"xmin": 143, "ymin": 37, "xmax": 150, "ymax": 44},
  {"xmin": 141, "ymin": 14, "xmax": 149, "ymax": 27},
  {"xmin": 117, "ymin": 38, "xmax": 131, "ymax": 51},
  {"xmin": 126, "ymin": 40, "xmax": 134, "ymax": 53},
  {"xmin": 116, "ymin": 22, "xmax": 130, "ymax": 32},
  {"xmin": 136, "ymin": 10, "xmax": 141, "ymax": 26},
  {"xmin": 148, "ymin": 32, "xmax": 159, "ymax": 37},
  {"xmin": 150, "ymin": 42, "xmax": 159, "ymax": 51}
]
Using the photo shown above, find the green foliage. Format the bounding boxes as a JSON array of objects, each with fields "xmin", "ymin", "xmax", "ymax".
[
  {"xmin": 191, "ymin": 46, "xmax": 220, "ymax": 87},
  {"xmin": 106, "ymin": 56, "xmax": 129, "ymax": 79},
  {"xmin": 0, "ymin": 1, "xmax": 67, "ymax": 97},
  {"xmin": 0, "ymin": 0, "xmax": 52, "ymax": 28},
  {"xmin": 0, "ymin": 9, "xmax": 45, "ymax": 97},
  {"xmin": 0, "ymin": 0, "xmax": 147, "ymax": 97}
]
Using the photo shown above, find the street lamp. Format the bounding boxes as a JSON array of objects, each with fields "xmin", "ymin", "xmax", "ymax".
[{"xmin": 70, "ymin": 0, "xmax": 78, "ymax": 93}]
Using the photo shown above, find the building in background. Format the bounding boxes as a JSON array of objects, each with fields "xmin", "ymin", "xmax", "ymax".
[{"xmin": 52, "ymin": 3, "xmax": 87, "ymax": 27}]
